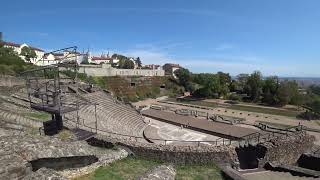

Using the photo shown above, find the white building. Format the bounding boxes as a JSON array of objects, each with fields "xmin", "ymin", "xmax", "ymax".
[
  {"xmin": 36, "ymin": 51, "xmax": 84, "ymax": 66},
  {"xmin": 2, "ymin": 41, "xmax": 45, "ymax": 64},
  {"xmin": 77, "ymin": 64, "xmax": 165, "ymax": 77},
  {"xmin": 89, "ymin": 56, "xmax": 113, "ymax": 64}
]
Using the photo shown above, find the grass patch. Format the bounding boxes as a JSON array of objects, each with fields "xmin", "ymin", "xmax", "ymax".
[
  {"xmin": 228, "ymin": 104, "xmax": 299, "ymax": 118},
  {"xmin": 73, "ymin": 157, "xmax": 161, "ymax": 180},
  {"xmin": 26, "ymin": 127, "xmax": 40, "ymax": 136},
  {"xmin": 176, "ymin": 163, "xmax": 223, "ymax": 180},
  {"xmin": 166, "ymin": 98, "xmax": 299, "ymax": 118},
  {"xmin": 25, "ymin": 111, "xmax": 50, "ymax": 121},
  {"xmin": 256, "ymin": 120, "xmax": 320, "ymax": 133},
  {"xmin": 73, "ymin": 157, "xmax": 224, "ymax": 180},
  {"xmin": 57, "ymin": 129, "xmax": 73, "ymax": 141},
  {"xmin": 167, "ymin": 98, "xmax": 217, "ymax": 108}
]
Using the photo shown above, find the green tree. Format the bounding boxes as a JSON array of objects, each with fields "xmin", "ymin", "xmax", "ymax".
[
  {"xmin": 309, "ymin": 85, "xmax": 320, "ymax": 96},
  {"xmin": 262, "ymin": 76, "xmax": 278, "ymax": 105},
  {"xmin": 174, "ymin": 68, "xmax": 195, "ymax": 92},
  {"xmin": 217, "ymin": 71, "xmax": 231, "ymax": 85},
  {"xmin": 236, "ymin": 74, "xmax": 249, "ymax": 93},
  {"xmin": 275, "ymin": 80, "xmax": 300, "ymax": 106},
  {"xmin": 310, "ymin": 100, "xmax": 320, "ymax": 114},
  {"xmin": 20, "ymin": 46, "xmax": 36, "ymax": 62},
  {"xmin": 0, "ymin": 45, "xmax": 28, "ymax": 75},
  {"xmin": 246, "ymin": 71, "xmax": 263, "ymax": 101},
  {"xmin": 193, "ymin": 73, "xmax": 221, "ymax": 98},
  {"xmin": 122, "ymin": 59, "xmax": 134, "ymax": 69},
  {"xmin": 81, "ymin": 54, "xmax": 89, "ymax": 64},
  {"xmin": 135, "ymin": 57, "xmax": 142, "ymax": 67},
  {"xmin": 229, "ymin": 80, "xmax": 238, "ymax": 92},
  {"xmin": 276, "ymin": 84, "xmax": 290, "ymax": 106}
]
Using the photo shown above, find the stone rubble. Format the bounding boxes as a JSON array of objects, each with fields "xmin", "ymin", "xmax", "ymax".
[
  {"xmin": 22, "ymin": 168, "xmax": 67, "ymax": 180},
  {"xmin": 139, "ymin": 165, "xmax": 176, "ymax": 180},
  {"xmin": 0, "ymin": 129, "xmax": 128, "ymax": 179}
]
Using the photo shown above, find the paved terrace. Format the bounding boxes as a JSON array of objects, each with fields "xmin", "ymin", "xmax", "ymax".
[{"xmin": 142, "ymin": 109, "xmax": 261, "ymax": 139}]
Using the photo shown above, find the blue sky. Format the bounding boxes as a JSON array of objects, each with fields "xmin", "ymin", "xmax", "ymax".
[{"xmin": 2, "ymin": 0, "xmax": 320, "ymax": 77}]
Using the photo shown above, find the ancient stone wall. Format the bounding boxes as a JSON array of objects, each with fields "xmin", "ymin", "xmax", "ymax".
[
  {"xmin": 258, "ymin": 133, "xmax": 315, "ymax": 167},
  {"xmin": 0, "ymin": 75, "xmax": 24, "ymax": 87},
  {"xmin": 95, "ymin": 135, "xmax": 238, "ymax": 165},
  {"xmin": 77, "ymin": 64, "xmax": 165, "ymax": 77}
]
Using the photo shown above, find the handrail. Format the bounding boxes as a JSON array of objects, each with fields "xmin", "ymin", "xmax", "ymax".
[{"xmin": 64, "ymin": 116, "xmax": 233, "ymax": 146}]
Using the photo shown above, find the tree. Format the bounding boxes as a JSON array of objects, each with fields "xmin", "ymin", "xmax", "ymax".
[
  {"xmin": 236, "ymin": 74, "xmax": 249, "ymax": 93},
  {"xmin": 309, "ymin": 85, "xmax": 320, "ymax": 96},
  {"xmin": 122, "ymin": 59, "xmax": 134, "ymax": 69},
  {"xmin": 81, "ymin": 54, "xmax": 89, "ymax": 64},
  {"xmin": 20, "ymin": 46, "xmax": 36, "ymax": 62},
  {"xmin": 246, "ymin": 71, "xmax": 263, "ymax": 101},
  {"xmin": 193, "ymin": 73, "xmax": 221, "ymax": 98},
  {"xmin": 0, "ymin": 45, "xmax": 27, "ymax": 75},
  {"xmin": 174, "ymin": 68, "xmax": 195, "ymax": 92},
  {"xmin": 275, "ymin": 80, "xmax": 299, "ymax": 106},
  {"xmin": 135, "ymin": 57, "xmax": 142, "ymax": 68},
  {"xmin": 262, "ymin": 76, "xmax": 278, "ymax": 105},
  {"xmin": 310, "ymin": 100, "xmax": 320, "ymax": 114},
  {"xmin": 229, "ymin": 80, "xmax": 238, "ymax": 92},
  {"xmin": 217, "ymin": 71, "xmax": 231, "ymax": 85},
  {"xmin": 276, "ymin": 84, "xmax": 290, "ymax": 106}
]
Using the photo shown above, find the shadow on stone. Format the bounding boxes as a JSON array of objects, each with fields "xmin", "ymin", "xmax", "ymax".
[{"xmin": 29, "ymin": 155, "xmax": 98, "ymax": 171}]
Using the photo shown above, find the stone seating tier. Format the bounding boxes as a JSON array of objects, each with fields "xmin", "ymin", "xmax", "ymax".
[{"xmin": 65, "ymin": 91, "xmax": 146, "ymax": 137}]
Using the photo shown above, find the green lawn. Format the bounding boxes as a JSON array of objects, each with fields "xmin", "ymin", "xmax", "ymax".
[
  {"xmin": 74, "ymin": 157, "xmax": 161, "ymax": 180},
  {"xmin": 176, "ymin": 163, "xmax": 223, "ymax": 180},
  {"xmin": 73, "ymin": 157, "xmax": 223, "ymax": 180},
  {"xmin": 228, "ymin": 104, "xmax": 299, "ymax": 118},
  {"xmin": 166, "ymin": 98, "xmax": 217, "ymax": 108},
  {"xmin": 25, "ymin": 111, "xmax": 50, "ymax": 121},
  {"xmin": 166, "ymin": 98, "xmax": 299, "ymax": 118}
]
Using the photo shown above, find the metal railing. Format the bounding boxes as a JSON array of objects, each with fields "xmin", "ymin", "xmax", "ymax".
[
  {"xmin": 64, "ymin": 116, "xmax": 234, "ymax": 147},
  {"xmin": 239, "ymin": 124, "xmax": 306, "ymax": 146}
]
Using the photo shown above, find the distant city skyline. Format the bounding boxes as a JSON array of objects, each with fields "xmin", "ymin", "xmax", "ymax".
[{"xmin": 2, "ymin": 0, "xmax": 320, "ymax": 77}]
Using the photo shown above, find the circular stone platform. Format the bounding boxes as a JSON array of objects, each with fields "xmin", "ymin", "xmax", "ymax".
[{"xmin": 143, "ymin": 117, "xmax": 223, "ymax": 146}]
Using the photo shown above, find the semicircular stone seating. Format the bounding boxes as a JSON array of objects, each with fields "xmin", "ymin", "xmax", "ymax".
[{"xmin": 65, "ymin": 91, "xmax": 147, "ymax": 137}]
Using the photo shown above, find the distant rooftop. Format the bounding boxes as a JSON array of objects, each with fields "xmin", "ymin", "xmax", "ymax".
[{"xmin": 1, "ymin": 41, "xmax": 44, "ymax": 52}]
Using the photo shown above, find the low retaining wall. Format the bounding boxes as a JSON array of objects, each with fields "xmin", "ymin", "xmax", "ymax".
[
  {"xmin": 0, "ymin": 75, "xmax": 24, "ymax": 87},
  {"xmin": 259, "ymin": 133, "xmax": 315, "ymax": 166},
  {"xmin": 94, "ymin": 134, "xmax": 238, "ymax": 165}
]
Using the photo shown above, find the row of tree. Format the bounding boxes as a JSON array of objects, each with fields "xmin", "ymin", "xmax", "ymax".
[{"xmin": 174, "ymin": 69, "xmax": 304, "ymax": 107}]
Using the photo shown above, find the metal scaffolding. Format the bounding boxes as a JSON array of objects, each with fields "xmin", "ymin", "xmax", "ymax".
[{"xmin": 21, "ymin": 46, "xmax": 96, "ymax": 135}]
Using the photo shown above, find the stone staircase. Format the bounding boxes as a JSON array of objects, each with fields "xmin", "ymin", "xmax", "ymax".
[{"xmin": 243, "ymin": 170, "xmax": 319, "ymax": 180}]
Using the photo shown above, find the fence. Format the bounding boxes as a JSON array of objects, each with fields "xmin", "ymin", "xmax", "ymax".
[
  {"xmin": 64, "ymin": 116, "xmax": 235, "ymax": 147},
  {"xmin": 239, "ymin": 124, "xmax": 306, "ymax": 147}
]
